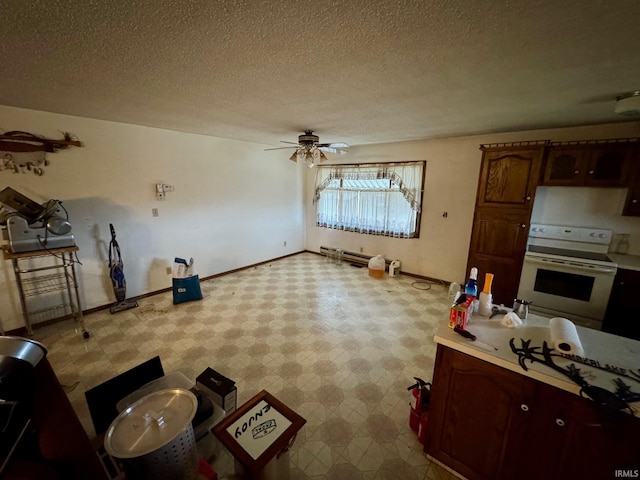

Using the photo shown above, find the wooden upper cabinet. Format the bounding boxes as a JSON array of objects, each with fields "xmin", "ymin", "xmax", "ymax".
[
  {"xmin": 543, "ymin": 142, "xmax": 634, "ymax": 187},
  {"xmin": 476, "ymin": 147, "xmax": 544, "ymax": 210},
  {"xmin": 542, "ymin": 147, "xmax": 589, "ymax": 185},
  {"xmin": 586, "ymin": 144, "xmax": 633, "ymax": 186}
]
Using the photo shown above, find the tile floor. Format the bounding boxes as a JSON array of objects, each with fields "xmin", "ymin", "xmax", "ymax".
[{"xmin": 31, "ymin": 252, "xmax": 457, "ymax": 479}]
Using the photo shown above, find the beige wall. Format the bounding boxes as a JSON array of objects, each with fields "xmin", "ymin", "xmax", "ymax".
[
  {"xmin": 304, "ymin": 121, "xmax": 640, "ymax": 284},
  {"xmin": 0, "ymin": 105, "xmax": 304, "ymax": 332}
]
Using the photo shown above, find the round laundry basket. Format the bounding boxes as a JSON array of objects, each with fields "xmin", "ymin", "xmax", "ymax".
[{"xmin": 104, "ymin": 388, "xmax": 199, "ymax": 480}]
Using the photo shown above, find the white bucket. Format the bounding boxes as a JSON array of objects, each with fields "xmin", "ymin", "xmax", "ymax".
[{"xmin": 389, "ymin": 260, "xmax": 401, "ymax": 277}]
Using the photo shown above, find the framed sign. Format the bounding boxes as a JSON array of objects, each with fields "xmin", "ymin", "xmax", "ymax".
[{"xmin": 213, "ymin": 390, "xmax": 306, "ymax": 474}]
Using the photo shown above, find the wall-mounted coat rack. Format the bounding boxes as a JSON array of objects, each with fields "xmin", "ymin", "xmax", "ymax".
[{"xmin": 0, "ymin": 131, "xmax": 82, "ymax": 175}]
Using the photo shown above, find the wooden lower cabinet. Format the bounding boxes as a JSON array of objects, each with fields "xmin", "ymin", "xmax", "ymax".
[
  {"xmin": 467, "ymin": 209, "xmax": 529, "ymax": 305},
  {"xmin": 424, "ymin": 345, "xmax": 640, "ymax": 480}
]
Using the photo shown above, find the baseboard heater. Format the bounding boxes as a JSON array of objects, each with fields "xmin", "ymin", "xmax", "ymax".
[{"xmin": 319, "ymin": 246, "xmax": 392, "ymax": 267}]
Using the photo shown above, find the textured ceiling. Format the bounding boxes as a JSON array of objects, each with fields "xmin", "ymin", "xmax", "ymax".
[{"xmin": 1, "ymin": 0, "xmax": 639, "ymax": 148}]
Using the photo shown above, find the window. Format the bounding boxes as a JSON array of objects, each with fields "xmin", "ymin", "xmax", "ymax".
[{"xmin": 313, "ymin": 161, "xmax": 425, "ymax": 238}]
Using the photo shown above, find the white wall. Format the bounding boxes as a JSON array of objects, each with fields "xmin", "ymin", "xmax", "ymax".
[
  {"xmin": 531, "ymin": 187, "xmax": 640, "ymax": 255},
  {"xmin": 304, "ymin": 121, "xmax": 640, "ymax": 284},
  {"xmin": 0, "ymin": 106, "xmax": 304, "ymax": 332}
]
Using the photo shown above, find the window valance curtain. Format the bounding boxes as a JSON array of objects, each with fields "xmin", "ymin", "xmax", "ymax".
[
  {"xmin": 314, "ymin": 162, "xmax": 424, "ymax": 211},
  {"xmin": 313, "ymin": 161, "xmax": 425, "ymax": 238}
]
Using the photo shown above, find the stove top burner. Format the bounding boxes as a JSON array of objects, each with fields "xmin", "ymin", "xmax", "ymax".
[{"xmin": 527, "ymin": 245, "xmax": 613, "ymax": 263}]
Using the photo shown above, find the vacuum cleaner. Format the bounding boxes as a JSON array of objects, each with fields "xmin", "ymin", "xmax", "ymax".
[{"xmin": 109, "ymin": 224, "xmax": 138, "ymax": 314}]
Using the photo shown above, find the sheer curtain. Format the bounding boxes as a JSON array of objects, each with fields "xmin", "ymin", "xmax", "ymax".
[{"xmin": 314, "ymin": 162, "xmax": 425, "ymax": 238}]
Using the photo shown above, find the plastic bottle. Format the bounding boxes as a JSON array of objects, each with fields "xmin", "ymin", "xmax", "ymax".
[
  {"xmin": 465, "ymin": 267, "xmax": 478, "ymax": 297},
  {"xmin": 448, "ymin": 282, "xmax": 461, "ymax": 302},
  {"xmin": 464, "ymin": 267, "xmax": 479, "ymax": 314},
  {"xmin": 368, "ymin": 255, "xmax": 386, "ymax": 279},
  {"xmin": 478, "ymin": 273, "xmax": 494, "ymax": 316},
  {"xmin": 389, "ymin": 260, "xmax": 401, "ymax": 277}
]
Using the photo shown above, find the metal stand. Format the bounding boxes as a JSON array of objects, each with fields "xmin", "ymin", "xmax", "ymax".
[{"xmin": 2, "ymin": 246, "xmax": 89, "ymax": 338}]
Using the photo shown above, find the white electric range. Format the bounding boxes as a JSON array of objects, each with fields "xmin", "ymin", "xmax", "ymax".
[{"xmin": 517, "ymin": 224, "xmax": 618, "ymax": 330}]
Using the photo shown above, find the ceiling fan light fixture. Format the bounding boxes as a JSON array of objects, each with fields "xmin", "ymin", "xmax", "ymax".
[
  {"xmin": 615, "ymin": 91, "xmax": 640, "ymax": 115},
  {"xmin": 270, "ymin": 131, "xmax": 348, "ymax": 167},
  {"xmin": 305, "ymin": 148, "xmax": 318, "ymax": 168}
]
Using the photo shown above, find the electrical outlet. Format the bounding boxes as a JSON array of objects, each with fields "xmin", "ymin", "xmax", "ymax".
[
  {"xmin": 166, "ymin": 266, "xmax": 172, "ymax": 275},
  {"xmin": 283, "ymin": 241, "xmax": 287, "ymax": 247},
  {"xmin": 360, "ymin": 247, "xmax": 363, "ymax": 253},
  {"xmin": 152, "ymin": 208, "xmax": 159, "ymax": 217},
  {"xmin": 156, "ymin": 183, "xmax": 165, "ymax": 200}
]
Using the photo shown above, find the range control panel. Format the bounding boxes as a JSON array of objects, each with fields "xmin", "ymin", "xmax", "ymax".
[{"xmin": 529, "ymin": 224, "xmax": 613, "ymax": 245}]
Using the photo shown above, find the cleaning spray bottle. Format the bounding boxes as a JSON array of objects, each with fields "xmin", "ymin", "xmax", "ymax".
[
  {"xmin": 464, "ymin": 267, "xmax": 478, "ymax": 297},
  {"xmin": 478, "ymin": 273, "xmax": 494, "ymax": 316},
  {"xmin": 465, "ymin": 267, "xmax": 479, "ymax": 313}
]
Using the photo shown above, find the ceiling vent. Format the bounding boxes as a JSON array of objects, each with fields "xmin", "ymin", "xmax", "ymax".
[{"xmin": 615, "ymin": 91, "xmax": 640, "ymax": 115}]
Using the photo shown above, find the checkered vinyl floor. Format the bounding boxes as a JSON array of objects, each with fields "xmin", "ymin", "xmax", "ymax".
[{"xmin": 32, "ymin": 252, "xmax": 456, "ymax": 479}]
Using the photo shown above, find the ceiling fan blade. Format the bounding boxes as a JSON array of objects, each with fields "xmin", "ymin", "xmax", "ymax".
[
  {"xmin": 264, "ymin": 146, "xmax": 298, "ymax": 151},
  {"xmin": 318, "ymin": 146, "xmax": 348, "ymax": 155},
  {"xmin": 318, "ymin": 142, "xmax": 349, "ymax": 148},
  {"xmin": 280, "ymin": 140, "xmax": 300, "ymax": 145}
]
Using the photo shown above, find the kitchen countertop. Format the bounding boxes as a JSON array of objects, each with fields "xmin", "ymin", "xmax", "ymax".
[
  {"xmin": 434, "ymin": 311, "xmax": 640, "ymax": 415},
  {"xmin": 609, "ymin": 253, "xmax": 640, "ymax": 272}
]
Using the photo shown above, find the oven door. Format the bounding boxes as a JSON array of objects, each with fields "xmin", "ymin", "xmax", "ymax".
[{"xmin": 517, "ymin": 255, "xmax": 617, "ymax": 328}]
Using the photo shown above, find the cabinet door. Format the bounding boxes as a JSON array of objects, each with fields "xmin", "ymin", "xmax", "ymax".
[
  {"xmin": 467, "ymin": 210, "xmax": 529, "ymax": 305},
  {"xmin": 542, "ymin": 147, "xmax": 588, "ymax": 186},
  {"xmin": 585, "ymin": 144, "xmax": 633, "ymax": 186},
  {"xmin": 535, "ymin": 384, "xmax": 640, "ymax": 479},
  {"xmin": 476, "ymin": 147, "xmax": 544, "ymax": 210},
  {"xmin": 623, "ymin": 185, "xmax": 640, "ymax": 216},
  {"xmin": 603, "ymin": 268, "xmax": 640, "ymax": 340},
  {"xmin": 622, "ymin": 147, "xmax": 640, "ymax": 216},
  {"xmin": 425, "ymin": 346, "xmax": 537, "ymax": 480}
]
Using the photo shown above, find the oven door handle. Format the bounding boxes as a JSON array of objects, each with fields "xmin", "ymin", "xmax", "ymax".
[{"xmin": 524, "ymin": 256, "xmax": 617, "ymax": 275}]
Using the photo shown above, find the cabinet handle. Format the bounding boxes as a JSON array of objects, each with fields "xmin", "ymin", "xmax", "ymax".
[
  {"xmin": 555, "ymin": 418, "xmax": 565, "ymax": 427},
  {"xmin": 525, "ymin": 196, "xmax": 531, "ymax": 201},
  {"xmin": 521, "ymin": 224, "xmax": 526, "ymax": 228},
  {"xmin": 574, "ymin": 170, "xmax": 580, "ymax": 175},
  {"xmin": 589, "ymin": 170, "xmax": 594, "ymax": 175},
  {"xmin": 633, "ymin": 199, "xmax": 638, "ymax": 204},
  {"xmin": 520, "ymin": 404, "xmax": 529, "ymax": 412}
]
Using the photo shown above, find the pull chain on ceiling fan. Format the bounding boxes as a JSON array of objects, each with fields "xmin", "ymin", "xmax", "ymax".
[{"xmin": 265, "ymin": 131, "xmax": 349, "ymax": 168}]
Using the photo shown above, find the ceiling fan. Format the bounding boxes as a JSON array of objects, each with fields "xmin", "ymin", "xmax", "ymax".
[{"xmin": 265, "ymin": 131, "xmax": 349, "ymax": 167}]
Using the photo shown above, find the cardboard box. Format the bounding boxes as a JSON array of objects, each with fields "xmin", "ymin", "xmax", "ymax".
[
  {"xmin": 449, "ymin": 296, "xmax": 474, "ymax": 329},
  {"xmin": 196, "ymin": 367, "xmax": 237, "ymax": 415}
]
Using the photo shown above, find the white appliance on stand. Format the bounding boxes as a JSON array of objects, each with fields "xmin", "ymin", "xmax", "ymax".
[{"xmin": 517, "ymin": 224, "xmax": 618, "ymax": 330}]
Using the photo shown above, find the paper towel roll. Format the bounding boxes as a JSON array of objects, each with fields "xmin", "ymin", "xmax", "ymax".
[{"xmin": 549, "ymin": 317, "xmax": 584, "ymax": 356}]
